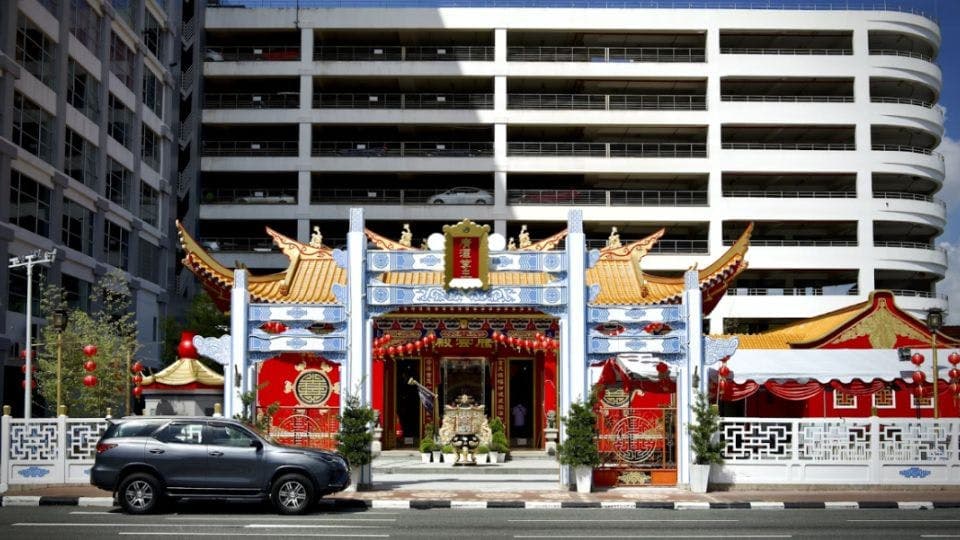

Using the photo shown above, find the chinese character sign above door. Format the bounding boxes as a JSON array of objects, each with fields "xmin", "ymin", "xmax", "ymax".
[{"xmin": 443, "ymin": 219, "xmax": 490, "ymax": 290}]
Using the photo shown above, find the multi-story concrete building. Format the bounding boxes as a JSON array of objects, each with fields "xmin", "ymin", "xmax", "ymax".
[
  {"xmin": 185, "ymin": 1, "xmax": 948, "ymax": 339},
  {"xmin": 0, "ymin": 0, "xmax": 182, "ymax": 415}
]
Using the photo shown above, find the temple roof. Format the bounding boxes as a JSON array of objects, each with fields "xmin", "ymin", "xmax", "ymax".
[
  {"xmin": 723, "ymin": 290, "xmax": 960, "ymax": 350},
  {"xmin": 177, "ymin": 221, "xmax": 751, "ymax": 315},
  {"xmin": 141, "ymin": 357, "xmax": 224, "ymax": 389}
]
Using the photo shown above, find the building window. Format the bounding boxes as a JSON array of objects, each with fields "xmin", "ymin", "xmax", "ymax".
[
  {"xmin": 64, "ymin": 128, "xmax": 99, "ymax": 188},
  {"xmin": 108, "ymin": 94, "xmax": 133, "ymax": 149},
  {"xmin": 71, "ymin": 0, "xmax": 102, "ymax": 57},
  {"xmin": 141, "ymin": 125, "xmax": 161, "ymax": 171},
  {"xmin": 138, "ymin": 238, "xmax": 160, "ymax": 284},
  {"xmin": 13, "ymin": 92, "xmax": 54, "ymax": 162},
  {"xmin": 9, "ymin": 170, "xmax": 51, "ymax": 237},
  {"xmin": 111, "ymin": 0, "xmax": 135, "ymax": 27},
  {"xmin": 62, "ymin": 199, "xmax": 94, "ymax": 256},
  {"xmin": 140, "ymin": 182, "xmax": 160, "ymax": 227},
  {"xmin": 107, "ymin": 158, "xmax": 132, "ymax": 209},
  {"xmin": 911, "ymin": 393, "xmax": 934, "ymax": 409},
  {"xmin": 62, "ymin": 273, "xmax": 91, "ymax": 313},
  {"xmin": 144, "ymin": 12, "xmax": 164, "ymax": 60},
  {"xmin": 8, "ymin": 266, "xmax": 46, "ymax": 315},
  {"xmin": 104, "ymin": 219, "xmax": 130, "ymax": 270},
  {"xmin": 67, "ymin": 59, "xmax": 101, "ymax": 122},
  {"xmin": 872, "ymin": 388, "xmax": 896, "ymax": 409},
  {"xmin": 833, "ymin": 390, "xmax": 857, "ymax": 409},
  {"xmin": 16, "ymin": 13, "xmax": 57, "ymax": 88},
  {"xmin": 142, "ymin": 69, "xmax": 162, "ymax": 118},
  {"xmin": 110, "ymin": 31, "xmax": 135, "ymax": 89}
]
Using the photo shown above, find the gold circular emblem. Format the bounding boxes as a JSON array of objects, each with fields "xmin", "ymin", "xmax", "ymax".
[
  {"xmin": 601, "ymin": 386, "xmax": 630, "ymax": 408},
  {"xmin": 294, "ymin": 371, "xmax": 331, "ymax": 406}
]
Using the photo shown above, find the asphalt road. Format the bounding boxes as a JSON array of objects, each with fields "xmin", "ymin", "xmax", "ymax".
[{"xmin": 3, "ymin": 504, "xmax": 960, "ymax": 539}]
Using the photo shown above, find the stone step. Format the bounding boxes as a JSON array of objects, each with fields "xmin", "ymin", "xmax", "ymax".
[{"xmin": 374, "ymin": 465, "xmax": 559, "ymax": 475}]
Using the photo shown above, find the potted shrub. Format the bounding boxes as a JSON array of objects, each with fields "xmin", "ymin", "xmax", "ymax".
[
  {"xmin": 441, "ymin": 443, "xmax": 457, "ymax": 465},
  {"xmin": 475, "ymin": 444, "xmax": 490, "ymax": 464},
  {"xmin": 489, "ymin": 417, "xmax": 508, "ymax": 463},
  {"xmin": 418, "ymin": 436, "xmax": 434, "ymax": 463},
  {"xmin": 336, "ymin": 394, "xmax": 376, "ymax": 491},
  {"xmin": 557, "ymin": 395, "xmax": 600, "ymax": 493},
  {"xmin": 688, "ymin": 390, "xmax": 724, "ymax": 493}
]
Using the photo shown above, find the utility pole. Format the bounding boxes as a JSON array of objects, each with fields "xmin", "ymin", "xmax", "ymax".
[{"xmin": 8, "ymin": 249, "xmax": 57, "ymax": 420}]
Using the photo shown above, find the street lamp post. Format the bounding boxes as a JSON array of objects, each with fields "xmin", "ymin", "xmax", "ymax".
[
  {"xmin": 51, "ymin": 308, "xmax": 68, "ymax": 414},
  {"xmin": 8, "ymin": 249, "xmax": 57, "ymax": 419},
  {"xmin": 927, "ymin": 308, "xmax": 944, "ymax": 419}
]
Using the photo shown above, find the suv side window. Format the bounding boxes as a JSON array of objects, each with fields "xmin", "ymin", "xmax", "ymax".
[
  {"xmin": 105, "ymin": 420, "xmax": 163, "ymax": 438},
  {"xmin": 154, "ymin": 422, "xmax": 206, "ymax": 444},
  {"xmin": 208, "ymin": 424, "xmax": 257, "ymax": 447}
]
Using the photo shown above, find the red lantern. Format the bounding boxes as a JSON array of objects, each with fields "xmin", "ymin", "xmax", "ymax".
[
  {"xmin": 718, "ymin": 378, "xmax": 728, "ymax": 392},
  {"xmin": 656, "ymin": 362, "xmax": 669, "ymax": 375},
  {"xmin": 405, "ymin": 343, "xmax": 415, "ymax": 355},
  {"xmin": 383, "ymin": 334, "xmax": 391, "ymax": 343},
  {"xmin": 21, "ymin": 379, "xmax": 36, "ymax": 389},
  {"xmin": 132, "ymin": 385, "xmax": 143, "ymax": 398},
  {"xmin": 131, "ymin": 361, "xmax": 144, "ymax": 373},
  {"xmin": 949, "ymin": 352, "xmax": 960, "ymax": 366},
  {"xmin": 387, "ymin": 346, "xmax": 397, "ymax": 357},
  {"xmin": 395, "ymin": 421, "xmax": 403, "ymax": 439},
  {"xmin": 718, "ymin": 364, "xmax": 731, "ymax": 378},
  {"xmin": 414, "ymin": 340, "xmax": 423, "ymax": 351},
  {"xmin": 914, "ymin": 385, "xmax": 925, "ymax": 398},
  {"xmin": 84, "ymin": 360, "xmax": 97, "ymax": 372},
  {"xmin": 950, "ymin": 382, "xmax": 960, "ymax": 395},
  {"xmin": 132, "ymin": 374, "xmax": 143, "ymax": 385},
  {"xmin": 83, "ymin": 375, "xmax": 98, "ymax": 387},
  {"xmin": 911, "ymin": 353, "xmax": 925, "ymax": 366},
  {"xmin": 177, "ymin": 331, "xmax": 198, "ymax": 359},
  {"xmin": 83, "ymin": 345, "xmax": 98, "ymax": 357},
  {"xmin": 20, "ymin": 363, "xmax": 37, "ymax": 374},
  {"xmin": 912, "ymin": 371, "xmax": 927, "ymax": 384},
  {"xmin": 950, "ymin": 368, "xmax": 960, "ymax": 380},
  {"xmin": 20, "ymin": 349, "xmax": 31, "ymax": 360},
  {"xmin": 492, "ymin": 331, "xmax": 501, "ymax": 341}
]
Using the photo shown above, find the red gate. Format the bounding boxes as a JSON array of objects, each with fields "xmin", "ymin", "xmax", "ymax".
[{"xmin": 596, "ymin": 405, "xmax": 677, "ymax": 486}]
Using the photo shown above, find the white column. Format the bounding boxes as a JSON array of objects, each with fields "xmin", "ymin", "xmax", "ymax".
[
  {"xmin": 227, "ymin": 269, "xmax": 250, "ymax": 418},
  {"xmin": 560, "ymin": 209, "xmax": 587, "ymax": 487},
  {"xmin": 346, "ymin": 208, "xmax": 367, "ymax": 407},
  {"xmin": 679, "ymin": 269, "xmax": 703, "ymax": 486},
  {"xmin": 1, "ymin": 410, "xmax": 10, "ymax": 492}
]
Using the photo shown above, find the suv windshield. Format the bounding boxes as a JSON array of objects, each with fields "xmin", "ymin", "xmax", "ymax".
[{"xmin": 104, "ymin": 420, "xmax": 164, "ymax": 438}]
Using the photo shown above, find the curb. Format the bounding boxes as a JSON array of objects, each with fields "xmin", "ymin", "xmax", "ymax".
[{"xmin": 2, "ymin": 496, "xmax": 959, "ymax": 510}]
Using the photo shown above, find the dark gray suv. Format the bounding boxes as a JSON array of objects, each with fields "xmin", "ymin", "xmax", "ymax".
[{"xmin": 91, "ymin": 417, "xmax": 349, "ymax": 515}]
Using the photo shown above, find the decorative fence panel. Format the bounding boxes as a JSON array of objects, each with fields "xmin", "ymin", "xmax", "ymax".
[
  {"xmin": 1, "ymin": 414, "xmax": 109, "ymax": 490},
  {"xmin": 717, "ymin": 417, "xmax": 960, "ymax": 485}
]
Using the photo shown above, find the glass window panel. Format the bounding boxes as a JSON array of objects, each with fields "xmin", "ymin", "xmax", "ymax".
[
  {"xmin": 62, "ymin": 199, "xmax": 94, "ymax": 256},
  {"xmin": 9, "ymin": 169, "xmax": 51, "ymax": 237},
  {"xmin": 64, "ymin": 127, "xmax": 99, "ymax": 188},
  {"xmin": 110, "ymin": 31, "xmax": 135, "ymax": 89},
  {"xmin": 106, "ymin": 158, "xmax": 132, "ymax": 210},
  {"xmin": 67, "ymin": 59, "xmax": 101, "ymax": 122},
  {"xmin": 104, "ymin": 219, "xmax": 130, "ymax": 270},
  {"xmin": 16, "ymin": 13, "xmax": 57, "ymax": 87},
  {"xmin": 71, "ymin": 0, "xmax": 102, "ymax": 57},
  {"xmin": 108, "ymin": 94, "xmax": 133, "ymax": 149},
  {"xmin": 13, "ymin": 92, "xmax": 54, "ymax": 162}
]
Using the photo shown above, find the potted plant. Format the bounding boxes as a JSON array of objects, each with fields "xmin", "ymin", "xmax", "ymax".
[
  {"xmin": 475, "ymin": 444, "xmax": 490, "ymax": 464},
  {"xmin": 441, "ymin": 443, "xmax": 457, "ymax": 465},
  {"xmin": 418, "ymin": 436, "xmax": 434, "ymax": 463},
  {"xmin": 688, "ymin": 390, "xmax": 724, "ymax": 493},
  {"xmin": 489, "ymin": 416, "xmax": 508, "ymax": 463},
  {"xmin": 336, "ymin": 394, "xmax": 376, "ymax": 491},
  {"xmin": 557, "ymin": 395, "xmax": 600, "ymax": 493}
]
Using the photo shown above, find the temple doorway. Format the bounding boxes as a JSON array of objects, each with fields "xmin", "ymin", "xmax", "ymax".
[
  {"xmin": 392, "ymin": 358, "xmax": 421, "ymax": 448},
  {"xmin": 508, "ymin": 358, "xmax": 536, "ymax": 448}
]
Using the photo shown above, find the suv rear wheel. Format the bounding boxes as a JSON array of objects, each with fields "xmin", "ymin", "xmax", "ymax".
[
  {"xmin": 118, "ymin": 472, "xmax": 162, "ymax": 514},
  {"xmin": 271, "ymin": 473, "xmax": 314, "ymax": 515}
]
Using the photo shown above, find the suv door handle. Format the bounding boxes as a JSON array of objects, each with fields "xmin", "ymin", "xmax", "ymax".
[
  {"xmin": 209, "ymin": 450, "xmax": 224, "ymax": 457},
  {"xmin": 148, "ymin": 448, "xmax": 165, "ymax": 454}
]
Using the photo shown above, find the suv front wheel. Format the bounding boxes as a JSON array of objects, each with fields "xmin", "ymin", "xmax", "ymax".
[
  {"xmin": 271, "ymin": 473, "xmax": 314, "ymax": 515},
  {"xmin": 118, "ymin": 472, "xmax": 163, "ymax": 514}
]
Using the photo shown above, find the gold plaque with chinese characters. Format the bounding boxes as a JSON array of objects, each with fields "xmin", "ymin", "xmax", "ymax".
[
  {"xmin": 442, "ymin": 219, "xmax": 490, "ymax": 290},
  {"xmin": 294, "ymin": 370, "xmax": 332, "ymax": 406}
]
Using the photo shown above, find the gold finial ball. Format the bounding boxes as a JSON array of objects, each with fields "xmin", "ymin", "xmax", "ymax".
[
  {"xmin": 214, "ymin": 403, "xmax": 223, "ymax": 416},
  {"xmin": 58, "ymin": 404, "xmax": 68, "ymax": 417},
  {"xmin": 2, "ymin": 405, "xmax": 11, "ymax": 416}
]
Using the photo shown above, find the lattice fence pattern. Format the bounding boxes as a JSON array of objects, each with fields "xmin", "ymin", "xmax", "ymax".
[
  {"xmin": 67, "ymin": 421, "xmax": 109, "ymax": 460},
  {"xmin": 721, "ymin": 421, "xmax": 792, "ymax": 460},
  {"xmin": 878, "ymin": 421, "xmax": 953, "ymax": 462},
  {"xmin": 9, "ymin": 422, "xmax": 59, "ymax": 460},
  {"xmin": 798, "ymin": 421, "xmax": 870, "ymax": 461}
]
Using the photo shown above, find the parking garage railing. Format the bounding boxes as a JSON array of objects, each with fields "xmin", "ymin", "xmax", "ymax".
[
  {"xmin": 508, "ymin": 142, "xmax": 707, "ymax": 157},
  {"xmin": 202, "ymin": 140, "xmax": 299, "ymax": 156},
  {"xmin": 874, "ymin": 241, "xmax": 938, "ymax": 251},
  {"xmin": 723, "ymin": 190, "xmax": 856, "ymax": 198},
  {"xmin": 869, "ymin": 49, "xmax": 935, "ymax": 62},
  {"xmin": 722, "ymin": 142, "xmax": 855, "ymax": 151},
  {"xmin": 313, "ymin": 45, "xmax": 494, "ymax": 61},
  {"xmin": 585, "ymin": 238, "xmax": 708, "ymax": 253},
  {"xmin": 206, "ymin": 45, "xmax": 301, "ymax": 61},
  {"xmin": 314, "ymin": 93, "xmax": 494, "ymax": 109},
  {"xmin": 720, "ymin": 47, "xmax": 852, "ymax": 55},
  {"xmin": 506, "ymin": 189, "xmax": 707, "ymax": 206},
  {"xmin": 508, "ymin": 93, "xmax": 706, "ymax": 110},
  {"xmin": 724, "ymin": 239, "xmax": 858, "ymax": 247},
  {"xmin": 202, "ymin": 188, "xmax": 298, "ymax": 204},
  {"xmin": 205, "ymin": 92, "xmax": 301, "ymax": 109},
  {"xmin": 870, "ymin": 96, "xmax": 937, "ymax": 108},
  {"xmin": 507, "ymin": 46, "xmax": 705, "ymax": 62},
  {"xmin": 871, "ymin": 144, "xmax": 940, "ymax": 157},
  {"xmin": 721, "ymin": 95, "xmax": 853, "ymax": 103},
  {"xmin": 311, "ymin": 141, "xmax": 493, "ymax": 157},
  {"xmin": 873, "ymin": 192, "xmax": 943, "ymax": 206}
]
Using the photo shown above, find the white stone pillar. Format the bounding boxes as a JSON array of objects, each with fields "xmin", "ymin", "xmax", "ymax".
[
  {"xmin": 346, "ymin": 208, "xmax": 367, "ymax": 406},
  {"xmin": 679, "ymin": 269, "xmax": 703, "ymax": 486},
  {"xmin": 559, "ymin": 209, "xmax": 587, "ymax": 487},
  {"xmin": 227, "ymin": 269, "xmax": 250, "ymax": 419},
  {"xmin": 1, "ymin": 408, "xmax": 10, "ymax": 492}
]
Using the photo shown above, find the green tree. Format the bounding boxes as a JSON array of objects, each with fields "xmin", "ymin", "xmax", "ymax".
[
  {"xmin": 160, "ymin": 293, "xmax": 228, "ymax": 368},
  {"xmin": 336, "ymin": 393, "xmax": 375, "ymax": 468},
  {"xmin": 34, "ymin": 269, "xmax": 139, "ymax": 417},
  {"xmin": 688, "ymin": 390, "xmax": 724, "ymax": 465},
  {"xmin": 557, "ymin": 393, "xmax": 601, "ymax": 468}
]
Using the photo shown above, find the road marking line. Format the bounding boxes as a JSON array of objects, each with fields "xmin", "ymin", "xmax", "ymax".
[
  {"xmin": 120, "ymin": 533, "xmax": 389, "ymax": 537},
  {"xmin": 70, "ymin": 511, "xmax": 115, "ymax": 515},
  {"xmin": 921, "ymin": 536, "xmax": 960, "ymax": 538},
  {"xmin": 898, "ymin": 501, "xmax": 935, "ymax": 510},
  {"xmin": 450, "ymin": 500, "xmax": 487, "ymax": 509},
  {"xmin": 77, "ymin": 497, "xmax": 115, "ymax": 507},
  {"xmin": 371, "ymin": 500, "xmax": 410, "ymax": 509},
  {"xmin": 171, "ymin": 517, "xmax": 396, "ymax": 522},
  {"xmin": 749, "ymin": 502, "xmax": 785, "ymax": 510},
  {"xmin": 526, "ymin": 501, "xmax": 563, "ymax": 509},
  {"xmin": 600, "ymin": 502, "xmax": 637, "ymax": 509},
  {"xmin": 2, "ymin": 496, "xmax": 41, "ymax": 506},
  {"xmin": 848, "ymin": 519, "xmax": 960, "ymax": 522},
  {"xmin": 245, "ymin": 524, "xmax": 388, "ymax": 529},
  {"xmin": 14, "ymin": 523, "xmax": 227, "ymax": 528},
  {"xmin": 508, "ymin": 519, "xmax": 739, "ymax": 523},
  {"xmin": 824, "ymin": 501, "xmax": 858, "ymax": 509},
  {"xmin": 514, "ymin": 535, "xmax": 790, "ymax": 539}
]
